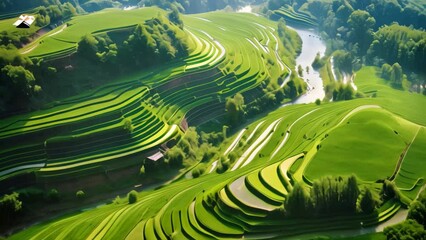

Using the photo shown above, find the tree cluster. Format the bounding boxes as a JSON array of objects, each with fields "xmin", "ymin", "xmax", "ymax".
[
  {"xmin": 384, "ymin": 188, "xmax": 426, "ymax": 239},
  {"xmin": 332, "ymin": 83, "xmax": 355, "ymax": 101},
  {"xmin": 283, "ymin": 176, "xmax": 393, "ymax": 218},
  {"xmin": 381, "ymin": 63, "xmax": 404, "ymax": 87},
  {"xmin": 77, "ymin": 13, "xmax": 189, "ymax": 71},
  {"xmin": 141, "ymin": 0, "xmax": 259, "ymax": 14},
  {"xmin": 33, "ymin": 3, "xmax": 77, "ymax": 27},
  {"xmin": 285, "ymin": 176, "xmax": 368, "ymax": 218},
  {"xmin": 0, "ymin": 0, "xmax": 59, "ymax": 12},
  {"xmin": 369, "ymin": 24, "xmax": 426, "ymax": 75}
]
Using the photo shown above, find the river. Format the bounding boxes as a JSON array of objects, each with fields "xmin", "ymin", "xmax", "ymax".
[{"xmin": 290, "ymin": 27, "xmax": 326, "ymax": 104}]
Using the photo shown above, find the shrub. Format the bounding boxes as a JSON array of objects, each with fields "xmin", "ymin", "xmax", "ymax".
[
  {"xmin": 47, "ymin": 189, "xmax": 60, "ymax": 202},
  {"xmin": 76, "ymin": 190, "xmax": 85, "ymax": 200},
  {"xmin": 315, "ymin": 98, "xmax": 321, "ymax": 105},
  {"xmin": 128, "ymin": 190, "xmax": 138, "ymax": 204},
  {"xmin": 123, "ymin": 118, "xmax": 133, "ymax": 133},
  {"xmin": 0, "ymin": 192, "xmax": 22, "ymax": 225},
  {"xmin": 140, "ymin": 165, "xmax": 146, "ymax": 176},
  {"xmin": 113, "ymin": 195, "xmax": 121, "ymax": 205},
  {"xmin": 192, "ymin": 164, "xmax": 207, "ymax": 178}
]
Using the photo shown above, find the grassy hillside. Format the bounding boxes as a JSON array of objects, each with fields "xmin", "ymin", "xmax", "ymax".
[
  {"xmin": 3, "ymin": 3, "xmax": 426, "ymax": 239},
  {"xmin": 20, "ymin": 7, "xmax": 161, "ymax": 58},
  {"xmin": 10, "ymin": 64, "xmax": 426, "ymax": 239}
]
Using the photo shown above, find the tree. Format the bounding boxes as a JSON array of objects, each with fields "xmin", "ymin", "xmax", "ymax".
[
  {"xmin": 77, "ymin": 34, "xmax": 99, "ymax": 60},
  {"xmin": 168, "ymin": 5, "xmax": 183, "ymax": 29},
  {"xmin": 381, "ymin": 180, "xmax": 399, "ymax": 201},
  {"xmin": 381, "ymin": 63, "xmax": 392, "ymax": 80},
  {"xmin": 333, "ymin": 50, "xmax": 353, "ymax": 73},
  {"xmin": 123, "ymin": 118, "xmax": 133, "ymax": 133},
  {"xmin": 0, "ymin": 192, "xmax": 22, "ymax": 225},
  {"xmin": 315, "ymin": 99, "xmax": 321, "ymax": 105},
  {"xmin": 165, "ymin": 147, "xmax": 185, "ymax": 167},
  {"xmin": 1, "ymin": 65, "xmax": 37, "ymax": 110},
  {"xmin": 342, "ymin": 175, "xmax": 359, "ymax": 212},
  {"xmin": 359, "ymin": 187, "xmax": 379, "ymax": 214},
  {"xmin": 408, "ymin": 201, "xmax": 426, "ymax": 227},
  {"xmin": 384, "ymin": 220, "xmax": 426, "ymax": 240},
  {"xmin": 285, "ymin": 183, "xmax": 312, "ymax": 217},
  {"xmin": 225, "ymin": 93, "xmax": 245, "ymax": 127},
  {"xmin": 390, "ymin": 63, "xmax": 403, "ymax": 87},
  {"xmin": 47, "ymin": 188, "xmax": 60, "ymax": 202},
  {"xmin": 128, "ymin": 190, "xmax": 138, "ymax": 204},
  {"xmin": 347, "ymin": 10, "xmax": 376, "ymax": 55},
  {"xmin": 76, "ymin": 190, "xmax": 85, "ymax": 200}
]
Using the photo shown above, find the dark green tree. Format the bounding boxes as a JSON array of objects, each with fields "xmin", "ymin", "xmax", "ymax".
[
  {"xmin": 165, "ymin": 147, "xmax": 185, "ymax": 168},
  {"xmin": 285, "ymin": 183, "xmax": 312, "ymax": 217},
  {"xmin": 128, "ymin": 190, "xmax": 138, "ymax": 204},
  {"xmin": 384, "ymin": 219, "xmax": 426, "ymax": 240},
  {"xmin": 76, "ymin": 190, "xmax": 85, "ymax": 200},
  {"xmin": 359, "ymin": 187, "xmax": 379, "ymax": 214},
  {"xmin": 77, "ymin": 34, "xmax": 99, "ymax": 61},
  {"xmin": 0, "ymin": 192, "xmax": 22, "ymax": 225},
  {"xmin": 408, "ymin": 201, "xmax": 426, "ymax": 228},
  {"xmin": 347, "ymin": 10, "xmax": 375, "ymax": 55},
  {"xmin": 225, "ymin": 93, "xmax": 245, "ymax": 127},
  {"xmin": 168, "ymin": 5, "xmax": 184, "ymax": 29}
]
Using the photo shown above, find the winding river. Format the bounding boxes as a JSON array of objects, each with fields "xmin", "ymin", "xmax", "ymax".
[{"xmin": 290, "ymin": 27, "xmax": 326, "ymax": 104}]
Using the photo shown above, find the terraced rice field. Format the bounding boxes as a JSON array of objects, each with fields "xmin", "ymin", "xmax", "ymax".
[
  {"xmin": 11, "ymin": 81, "xmax": 425, "ymax": 238},
  {"xmin": 1, "ymin": 9, "xmax": 292, "ymax": 184},
  {"xmin": 273, "ymin": 6, "xmax": 317, "ymax": 28},
  {"xmin": 5, "ymin": 7, "xmax": 426, "ymax": 240}
]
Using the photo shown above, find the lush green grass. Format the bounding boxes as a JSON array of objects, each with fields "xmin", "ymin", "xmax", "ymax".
[
  {"xmin": 334, "ymin": 232, "xmax": 386, "ymax": 240},
  {"xmin": 395, "ymin": 127, "xmax": 426, "ymax": 199},
  {"xmin": 305, "ymin": 108, "xmax": 419, "ymax": 181},
  {"xmin": 355, "ymin": 66, "xmax": 426, "ymax": 126}
]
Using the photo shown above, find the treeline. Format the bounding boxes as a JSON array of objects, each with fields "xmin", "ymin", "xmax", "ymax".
[
  {"xmin": 267, "ymin": 0, "xmax": 426, "ymax": 30},
  {"xmin": 280, "ymin": 176, "xmax": 400, "ymax": 218},
  {"xmin": 141, "ymin": 0, "xmax": 261, "ymax": 13},
  {"xmin": 368, "ymin": 24, "xmax": 426, "ymax": 74},
  {"xmin": 33, "ymin": 2, "xmax": 77, "ymax": 27},
  {"xmin": 76, "ymin": 12, "xmax": 188, "ymax": 71},
  {"xmin": 0, "ymin": 0, "xmax": 141, "ymax": 14},
  {"xmin": 0, "ymin": 0, "xmax": 60, "ymax": 13}
]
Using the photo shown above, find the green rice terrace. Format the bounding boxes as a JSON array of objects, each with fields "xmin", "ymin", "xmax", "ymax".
[{"xmin": 1, "ymin": 1, "xmax": 426, "ymax": 239}]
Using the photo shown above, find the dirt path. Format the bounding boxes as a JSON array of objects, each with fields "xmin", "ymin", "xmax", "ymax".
[
  {"xmin": 20, "ymin": 24, "xmax": 67, "ymax": 55},
  {"xmin": 390, "ymin": 127, "xmax": 421, "ymax": 181}
]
